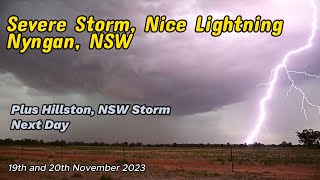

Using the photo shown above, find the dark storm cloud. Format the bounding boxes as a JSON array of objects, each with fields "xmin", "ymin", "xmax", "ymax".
[{"xmin": 0, "ymin": 0, "xmax": 319, "ymax": 115}]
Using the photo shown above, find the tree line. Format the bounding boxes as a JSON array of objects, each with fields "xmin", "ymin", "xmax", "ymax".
[
  {"xmin": 0, "ymin": 139, "xmax": 280, "ymax": 147},
  {"xmin": 0, "ymin": 129, "xmax": 318, "ymax": 148}
]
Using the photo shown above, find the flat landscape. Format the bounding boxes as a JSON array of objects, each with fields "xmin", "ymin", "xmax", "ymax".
[{"xmin": 0, "ymin": 145, "xmax": 319, "ymax": 179}]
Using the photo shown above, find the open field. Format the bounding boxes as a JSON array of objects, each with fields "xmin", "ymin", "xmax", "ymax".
[{"xmin": 0, "ymin": 146, "xmax": 319, "ymax": 179}]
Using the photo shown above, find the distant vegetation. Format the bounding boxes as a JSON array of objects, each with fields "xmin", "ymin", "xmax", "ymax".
[
  {"xmin": 0, "ymin": 138, "xmax": 248, "ymax": 147},
  {"xmin": 0, "ymin": 129, "xmax": 318, "ymax": 148}
]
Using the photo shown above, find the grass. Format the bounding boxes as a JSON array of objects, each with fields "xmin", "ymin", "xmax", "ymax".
[
  {"xmin": 0, "ymin": 146, "xmax": 319, "ymax": 179},
  {"xmin": 2, "ymin": 146, "xmax": 319, "ymax": 165},
  {"xmin": 0, "ymin": 155, "xmax": 17, "ymax": 162}
]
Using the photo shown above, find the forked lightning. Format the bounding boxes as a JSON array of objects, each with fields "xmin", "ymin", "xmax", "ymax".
[{"xmin": 246, "ymin": 0, "xmax": 320, "ymax": 144}]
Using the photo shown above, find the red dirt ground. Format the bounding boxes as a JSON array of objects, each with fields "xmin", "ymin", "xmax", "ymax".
[{"xmin": 0, "ymin": 148, "xmax": 319, "ymax": 179}]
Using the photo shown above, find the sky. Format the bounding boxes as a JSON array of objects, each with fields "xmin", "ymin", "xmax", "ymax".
[{"xmin": 0, "ymin": 0, "xmax": 319, "ymax": 144}]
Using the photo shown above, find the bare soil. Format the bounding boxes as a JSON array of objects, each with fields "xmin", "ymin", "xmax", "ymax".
[{"xmin": 0, "ymin": 147, "xmax": 319, "ymax": 180}]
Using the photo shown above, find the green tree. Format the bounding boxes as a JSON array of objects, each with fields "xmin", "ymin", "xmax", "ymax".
[{"xmin": 296, "ymin": 129, "xmax": 320, "ymax": 148}]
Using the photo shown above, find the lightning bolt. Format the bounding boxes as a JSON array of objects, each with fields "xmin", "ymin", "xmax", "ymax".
[{"xmin": 245, "ymin": 0, "xmax": 319, "ymax": 144}]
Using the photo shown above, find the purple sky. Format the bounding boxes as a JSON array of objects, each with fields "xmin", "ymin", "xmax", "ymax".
[{"xmin": 0, "ymin": 0, "xmax": 319, "ymax": 144}]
